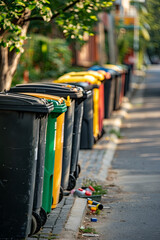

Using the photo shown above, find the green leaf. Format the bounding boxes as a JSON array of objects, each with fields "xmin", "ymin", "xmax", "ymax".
[{"xmin": 9, "ymin": 45, "xmax": 15, "ymax": 51}]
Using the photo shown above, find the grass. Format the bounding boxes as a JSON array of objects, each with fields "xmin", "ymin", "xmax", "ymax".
[
  {"xmin": 80, "ymin": 227, "xmax": 97, "ymax": 234},
  {"xmin": 92, "ymin": 185, "xmax": 107, "ymax": 195},
  {"xmin": 109, "ymin": 128, "xmax": 123, "ymax": 139},
  {"xmin": 82, "ymin": 178, "xmax": 107, "ymax": 195}
]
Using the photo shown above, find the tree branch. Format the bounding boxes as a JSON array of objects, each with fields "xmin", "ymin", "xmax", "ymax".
[{"xmin": 23, "ymin": 0, "xmax": 81, "ymax": 22}]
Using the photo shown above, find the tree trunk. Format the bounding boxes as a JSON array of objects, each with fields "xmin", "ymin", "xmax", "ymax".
[
  {"xmin": 0, "ymin": 10, "xmax": 31, "ymax": 92},
  {"xmin": 0, "ymin": 47, "xmax": 21, "ymax": 91}
]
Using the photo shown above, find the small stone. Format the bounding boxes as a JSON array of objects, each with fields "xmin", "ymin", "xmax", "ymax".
[{"xmin": 82, "ymin": 233, "xmax": 99, "ymax": 237}]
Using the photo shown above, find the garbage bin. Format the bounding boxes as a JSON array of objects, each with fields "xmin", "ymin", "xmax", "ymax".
[
  {"xmin": 0, "ymin": 92, "xmax": 53, "ymax": 239},
  {"xmin": 57, "ymin": 71, "xmax": 104, "ymax": 141},
  {"xmin": 88, "ymin": 65, "xmax": 116, "ymax": 119},
  {"xmin": 9, "ymin": 87, "xmax": 68, "ymax": 212},
  {"xmin": 57, "ymin": 82, "xmax": 92, "ymax": 183},
  {"xmin": 11, "ymin": 83, "xmax": 83, "ymax": 191},
  {"xmin": 69, "ymin": 82, "xmax": 94, "ymax": 149},
  {"xmin": 58, "ymin": 71, "xmax": 105, "ymax": 139},
  {"xmin": 104, "ymin": 64, "xmax": 125, "ymax": 109},
  {"xmin": 16, "ymin": 92, "xmax": 67, "ymax": 211}
]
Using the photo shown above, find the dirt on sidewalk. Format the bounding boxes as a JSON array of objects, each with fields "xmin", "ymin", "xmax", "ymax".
[{"xmin": 77, "ymin": 168, "xmax": 127, "ymax": 240}]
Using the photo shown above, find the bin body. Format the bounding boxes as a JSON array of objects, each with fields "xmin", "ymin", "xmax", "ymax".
[
  {"xmin": 114, "ymin": 73, "xmax": 122, "ymax": 110},
  {"xmin": 0, "ymin": 93, "xmax": 52, "ymax": 239},
  {"xmin": 104, "ymin": 64, "xmax": 125, "ymax": 110},
  {"xmin": 80, "ymin": 91, "xmax": 93, "ymax": 149},
  {"xmin": 98, "ymin": 83, "xmax": 104, "ymax": 135},
  {"xmin": 88, "ymin": 65, "xmax": 116, "ymax": 119},
  {"xmin": 69, "ymin": 99, "xmax": 83, "ymax": 177},
  {"xmin": 33, "ymin": 116, "xmax": 47, "ymax": 214},
  {"xmin": 42, "ymin": 112, "xmax": 57, "ymax": 213},
  {"xmin": 69, "ymin": 82, "xmax": 94, "ymax": 149},
  {"xmin": 61, "ymin": 100, "xmax": 75, "ymax": 189},
  {"xmin": 123, "ymin": 64, "xmax": 131, "ymax": 95}
]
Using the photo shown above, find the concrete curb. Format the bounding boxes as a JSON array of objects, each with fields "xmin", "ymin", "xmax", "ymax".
[{"xmin": 59, "ymin": 198, "xmax": 87, "ymax": 239}]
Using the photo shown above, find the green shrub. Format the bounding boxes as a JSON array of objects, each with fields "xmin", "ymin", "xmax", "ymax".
[{"xmin": 13, "ymin": 35, "xmax": 72, "ymax": 86}]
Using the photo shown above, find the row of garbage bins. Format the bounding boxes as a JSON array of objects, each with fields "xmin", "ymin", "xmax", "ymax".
[{"xmin": 0, "ymin": 64, "xmax": 132, "ymax": 239}]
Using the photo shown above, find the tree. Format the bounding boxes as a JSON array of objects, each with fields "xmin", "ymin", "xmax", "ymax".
[{"xmin": 0, "ymin": 0, "xmax": 114, "ymax": 91}]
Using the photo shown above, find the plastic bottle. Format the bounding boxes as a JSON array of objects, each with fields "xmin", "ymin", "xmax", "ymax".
[
  {"xmin": 71, "ymin": 188, "xmax": 92, "ymax": 197},
  {"xmin": 85, "ymin": 185, "xmax": 95, "ymax": 193},
  {"xmin": 87, "ymin": 198, "xmax": 103, "ymax": 210}
]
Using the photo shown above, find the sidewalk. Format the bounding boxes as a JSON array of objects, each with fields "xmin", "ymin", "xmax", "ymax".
[
  {"xmin": 27, "ymin": 70, "xmax": 145, "ymax": 240},
  {"xmin": 88, "ymin": 65, "xmax": 160, "ymax": 240}
]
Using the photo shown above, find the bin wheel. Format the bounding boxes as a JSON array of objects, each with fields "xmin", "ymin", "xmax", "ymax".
[
  {"xmin": 67, "ymin": 174, "xmax": 76, "ymax": 191},
  {"xmin": 40, "ymin": 207, "xmax": 47, "ymax": 226},
  {"xmin": 28, "ymin": 215, "xmax": 37, "ymax": 237},
  {"xmin": 58, "ymin": 186, "xmax": 64, "ymax": 203},
  {"xmin": 32, "ymin": 211, "xmax": 42, "ymax": 235},
  {"xmin": 74, "ymin": 164, "xmax": 81, "ymax": 179}
]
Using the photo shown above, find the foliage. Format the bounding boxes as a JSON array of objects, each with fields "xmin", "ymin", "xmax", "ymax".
[
  {"xmin": 117, "ymin": 30, "xmax": 134, "ymax": 63},
  {"xmin": 116, "ymin": 2, "xmax": 151, "ymax": 66},
  {"xmin": 0, "ymin": 0, "xmax": 114, "ymax": 52},
  {"xmin": 0, "ymin": 0, "xmax": 52, "ymax": 52},
  {"xmin": 53, "ymin": 0, "xmax": 114, "ymax": 42},
  {"xmin": 109, "ymin": 128, "xmax": 123, "ymax": 139},
  {"xmin": 12, "ymin": 35, "xmax": 72, "ymax": 85},
  {"xmin": 145, "ymin": 0, "xmax": 160, "ymax": 57}
]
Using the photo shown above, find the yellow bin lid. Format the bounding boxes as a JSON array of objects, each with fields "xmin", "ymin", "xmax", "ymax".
[
  {"xmin": 20, "ymin": 92, "xmax": 71, "ymax": 107},
  {"xmin": 56, "ymin": 72, "xmax": 102, "ymax": 85},
  {"xmin": 65, "ymin": 71, "xmax": 105, "ymax": 81},
  {"xmin": 104, "ymin": 64, "xmax": 124, "ymax": 73}
]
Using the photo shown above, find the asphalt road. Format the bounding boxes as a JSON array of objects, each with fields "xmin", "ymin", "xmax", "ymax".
[{"xmin": 95, "ymin": 65, "xmax": 160, "ymax": 240}]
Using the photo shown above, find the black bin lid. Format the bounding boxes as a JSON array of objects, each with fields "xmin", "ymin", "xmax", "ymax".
[
  {"xmin": 66, "ymin": 82, "xmax": 93, "ymax": 99},
  {"xmin": 0, "ymin": 93, "xmax": 54, "ymax": 113},
  {"xmin": 10, "ymin": 83, "xmax": 84, "ymax": 99}
]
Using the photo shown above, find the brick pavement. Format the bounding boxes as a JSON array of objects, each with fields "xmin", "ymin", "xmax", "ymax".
[{"xmin": 27, "ymin": 196, "xmax": 74, "ymax": 240}]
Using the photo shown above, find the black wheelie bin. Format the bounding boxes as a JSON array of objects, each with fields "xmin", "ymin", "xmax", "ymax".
[
  {"xmin": 0, "ymin": 92, "xmax": 53, "ymax": 239},
  {"xmin": 11, "ymin": 83, "xmax": 84, "ymax": 191},
  {"xmin": 65, "ymin": 82, "xmax": 92, "ymax": 189},
  {"xmin": 67, "ymin": 82, "xmax": 94, "ymax": 149},
  {"xmin": 88, "ymin": 65, "xmax": 117, "ymax": 119}
]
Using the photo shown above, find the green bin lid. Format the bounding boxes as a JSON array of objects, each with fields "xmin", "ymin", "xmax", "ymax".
[{"xmin": 0, "ymin": 93, "xmax": 54, "ymax": 113}]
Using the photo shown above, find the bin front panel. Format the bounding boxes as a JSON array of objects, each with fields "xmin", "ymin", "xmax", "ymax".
[
  {"xmin": 104, "ymin": 78, "xmax": 116, "ymax": 118},
  {"xmin": 52, "ymin": 112, "xmax": 65, "ymax": 209},
  {"xmin": 93, "ymin": 88, "xmax": 99, "ymax": 139},
  {"xmin": 42, "ymin": 113, "xmax": 57, "ymax": 213},
  {"xmin": 119, "ymin": 73, "xmax": 125, "ymax": 104},
  {"xmin": 70, "ymin": 100, "xmax": 84, "ymax": 175},
  {"xmin": 114, "ymin": 75, "xmax": 122, "ymax": 110},
  {"xmin": 80, "ymin": 92, "xmax": 94, "ymax": 149},
  {"xmin": 0, "ymin": 110, "xmax": 40, "ymax": 239},
  {"xmin": 61, "ymin": 100, "xmax": 75, "ymax": 189},
  {"xmin": 33, "ymin": 116, "xmax": 48, "ymax": 213},
  {"xmin": 98, "ymin": 83, "xmax": 105, "ymax": 135}
]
